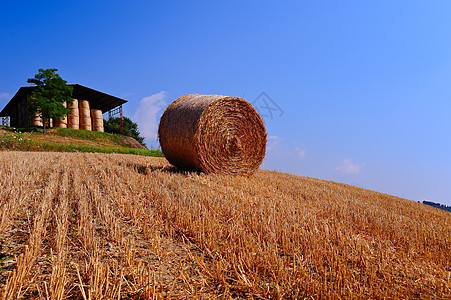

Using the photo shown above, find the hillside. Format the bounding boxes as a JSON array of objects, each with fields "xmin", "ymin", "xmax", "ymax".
[
  {"xmin": 0, "ymin": 152, "xmax": 449, "ymax": 299},
  {"xmin": 0, "ymin": 126, "xmax": 162, "ymax": 157}
]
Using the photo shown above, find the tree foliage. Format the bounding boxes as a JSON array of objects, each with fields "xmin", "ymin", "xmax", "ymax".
[
  {"xmin": 104, "ymin": 116, "xmax": 146, "ymax": 147},
  {"xmin": 422, "ymin": 201, "xmax": 451, "ymax": 213},
  {"xmin": 27, "ymin": 68, "xmax": 73, "ymax": 133}
]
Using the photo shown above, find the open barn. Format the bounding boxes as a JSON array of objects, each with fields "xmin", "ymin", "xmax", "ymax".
[{"xmin": 0, "ymin": 84, "xmax": 127, "ymax": 132}]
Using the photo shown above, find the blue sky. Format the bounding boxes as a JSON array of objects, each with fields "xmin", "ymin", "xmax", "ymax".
[{"xmin": 1, "ymin": 1, "xmax": 450, "ymax": 205}]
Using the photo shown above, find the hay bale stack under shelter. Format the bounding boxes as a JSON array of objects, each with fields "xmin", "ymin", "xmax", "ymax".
[
  {"xmin": 56, "ymin": 121, "xmax": 67, "ymax": 128},
  {"xmin": 31, "ymin": 113, "xmax": 43, "ymax": 127},
  {"xmin": 90, "ymin": 109, "xmax": 104, "ymax": 132},
  {"xmin": 67, "ymin": 99, "xmax": 78, "ymax": 110},
  {"xmin": 158, "ymin": 94, "xmax": 267, "ymax": 176},
  {"xmin": 67, "ymin": 99, "xmax": 79, "ymax": 129},
  {"xmin": 55, "ymin": 116, "xmax": 67, "ymax": 128},
  {"xmin": 79, "ymin": 100, "xmax": 92, "ymax": 131},
  {"xmin": 78, "ymin": 100, "xmax": 90, "ymax": 109},
  {"xmin": 55, "ymin": 101, "xmax": 67, "ymax": 128},
  {"xmin": 67, "ymin": 116, "xmax": 79, "ymax": 129}
]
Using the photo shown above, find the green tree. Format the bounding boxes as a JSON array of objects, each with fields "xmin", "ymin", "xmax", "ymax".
[
  {"xmin": 104, "ymin": 116, "xmax": 146, "ymax": 147},
  {"xmin": 27, "ymin": 68, "xmax": 73, "ymax": 133}
]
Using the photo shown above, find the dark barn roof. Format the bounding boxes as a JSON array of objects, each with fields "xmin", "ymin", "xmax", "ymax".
[{"xmin": 0, "ymin": 84, "xmax": 127, "ymax": 117}]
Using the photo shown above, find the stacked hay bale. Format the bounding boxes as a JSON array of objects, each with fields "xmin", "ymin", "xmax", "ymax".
[
  {"xmin": 55, "ymin": 116, "xmax": 67, "ymax": 128},
  {"xmin": 55, "ymin": 102, "xmax": 68, "ymax": 128},
  {"xmin": 67, "ymin": 99, "xmax": 79, "ymax": 129},
  {"xmin": 31, "ymin": 115, "xmax": 52, "ymax": 128},
  {"xmin": 31, "ymin": 114, "xmax": 43, "ymax": 126},
  {"xmin": 158, "ymin": 94, "xmax": 267, "ymax": 176},
  {"xmin": 90, "ymin": 109, "xmax": 104, "ymax": 132},
  {"xmin": 79, "ymin": 100, "xmax": 92, "ymax": 131},
  {"xmin": 29, "ymin": 95, "xmax": 42, "ymax": 127}
]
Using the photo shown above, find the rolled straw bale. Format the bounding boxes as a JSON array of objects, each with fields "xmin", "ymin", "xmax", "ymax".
[
  {"xmin": 158, "ymin": 94, "xmax": 267, "ymax": 176},
  {"xmin": 31, "ymin": 119, "xmax": 43, "ymax": 126},
  {"xmin": 55, "ymin": 115, "xmax": 67, "ymax": 128},
  {"xmin": 31, "ymin": 114, "xmax": 43, "ymax": 126},
  {"xmin": 68, "ymin": 124, "xmax": 79, "ymax": 129},
  {"xmin": 80, "ymin": 117, "xmax": 92, "ymax": 126},
  {"xmin": 80, "ymin": 124, "xmax": 92, "ymax": 131},
  {"xmin": 55, "ymin": 122, "xmax": 67, "ymax": 128},
  {"xmin": 93, "ymin": 126, "xmax": 104, "ymax": 132},
  {"xmin": 90, "ymin": 109, "xmax": 103, "ymax": 119},
  {"xmin": 69, "ymin": 103, "xmax": 79, "ymax": 117},
  {"xmin": 67, "ymin": 116, "xmax": 79, "ymax": 126},
  {"xmin": 67, "ymin": 99, "xmax": 78, "ymax": 109},
  {"xmin": 92, "ymin": 118, "xmax": 104, "ymax": 128},
  {"xmin": 79, "ymin": 108, "xmax": 90, "ymax": 118},
  {"xmin": 79, "ymin": 100, "xmax": 90, "ymax": 109},
  {"xmin": 56, "ymin": 114, "xmax": 67, "ymax": 123},
  {"xmin": 69, "ymin": 109, "xmax": 79, "ymax": 117}
]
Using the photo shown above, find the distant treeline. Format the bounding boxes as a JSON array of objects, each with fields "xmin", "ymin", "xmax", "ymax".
[{"xmin": 422, "ymin": 201, "xmax": 451, "ymax": 213}]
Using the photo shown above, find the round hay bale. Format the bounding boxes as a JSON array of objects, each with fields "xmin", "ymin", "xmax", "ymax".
[
  {"xmin": 92, "ymin": 118, "xmax": 103, "ymax": 128},
  {"xmin": 31, "ymin": 114, "xmax": 43, "ymax": 126},
  {"xmin": 67, "ymin": 99, "xmax": 78, "ymax": 109},
  {"xmin": 55, "ymin": 122, "xmax": 67, "ymax": 128},
  {"xmin": 31, "ymin": 119, "xmax": 43, "ymax": 126},
  {"xmin": 56, "ymin": 115, "xmax": 67, "ymax": 123},
  {"xmin": 55, "ymin": 115, "xmax": 67, "ymax": 128},
  {"xmin": 80, "ymin": 124, "xmax": 92, "ymax": 131},
  {"xmin": 69, "ymin": 108, "xmax": 79, "ymax": 117},
  {"xmin": 79, "ymin": 100, "xmax": 90, "ymax": 109},
  {"xmin": 80, "ymin": 117, "xmax": 92, "ymax": 125},
  {"xmin": 158, "ymin": 94, "xmax": 267, "ymax": 176},
  {"xmin": 79, "ymin": 108, "xmax": 90, "ymax": 118},
  {"xmin": 90, "ymin": 109, "xmax": 103, "ymax": 119},
  {"xmin": 68, "ymin": 123, "xmax": 79, "ymax": 129},
  {"xmin": 93, "ymin": 126, "xmax": 104, "ymax": 132},
  {"xmin": 67, "ymin": 116, "xmax": 79, "ymax": 126}
]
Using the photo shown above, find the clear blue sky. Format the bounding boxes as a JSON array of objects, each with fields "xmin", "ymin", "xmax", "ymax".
[{"xmin": 1, "ymin": 1, "xmax": 450, "ymax": 205}]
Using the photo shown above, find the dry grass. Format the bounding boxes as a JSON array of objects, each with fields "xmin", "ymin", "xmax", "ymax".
[{"xmin": 0, "ymin": 152, "xmax": 449, "ymax": 299}]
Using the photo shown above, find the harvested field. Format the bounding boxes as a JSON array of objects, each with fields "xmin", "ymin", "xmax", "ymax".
[{"xmin": 0, "ymin": 152, "xmax": 449, "ymax": 299}]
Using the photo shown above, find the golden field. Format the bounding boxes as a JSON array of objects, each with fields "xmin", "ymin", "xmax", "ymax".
[{"xmin": 0, "ymin": 152, "xmax": 449, "ymax": 299}]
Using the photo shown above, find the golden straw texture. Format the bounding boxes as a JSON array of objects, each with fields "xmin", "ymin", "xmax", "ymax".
[
  {"xmin": 67, "ymin": 99, "xmax": 78, "ymax": 109},
  {"xmin": 158, "ymin": 94, "xmax": 267, "ymax": 175},
  {"xmin": 90, "ymin": 109, "xmax": 103, "ymax": 119}
]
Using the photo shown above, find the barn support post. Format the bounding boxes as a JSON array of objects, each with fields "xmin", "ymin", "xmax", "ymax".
[{"xmin": 120, "ymin": 105, "xmax": 124, "ymax": 134}]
